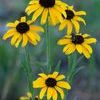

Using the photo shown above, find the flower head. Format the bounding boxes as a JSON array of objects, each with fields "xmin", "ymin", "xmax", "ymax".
[
  {"xmin": 3, "ymin": 16, "xmax": 44, "ymax": 48},
  {"xmin": 59, "ymin": 6, "xmax": 86, "ymax": 35},
  {"xmin": 25, "ymin": 0, "xmax": 68, "ymax": 25},
  {"xmin": 58, "ymin": 33, "xmax": 96, "ymax": 59},
  {"xmin": 33, "ymin": 72, "xmax": 71, "ymax": 100},
  {"xmin": 20, "ymin": 92, "xmax": 32, "ymax": 100}
]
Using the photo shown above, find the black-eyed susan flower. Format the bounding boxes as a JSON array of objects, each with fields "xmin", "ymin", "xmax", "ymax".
[
  {"xmin": 59, "ymin": 6, "xmax": 86, "ymax": 35},
  {"xmin": 3, "ymin": 16, "xmax": 44, "ymax": 48},
  {"xmin": 57, "ymin": 33, "xmax": 96, "ymax": 59},
  {"xmin": 33, "ymin": 72, "xmax": 71, "ymax": 100},
  {"xmin": 25, "ymin": 0, "xmax": 68, "ymax": 25},
  {"xmin": 20, "ymin": 92, "xmax": 32, "ymax": 100}
]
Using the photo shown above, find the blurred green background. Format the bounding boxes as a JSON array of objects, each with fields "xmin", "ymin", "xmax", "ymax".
[{"xmin": 0, "ymin": 0, "xmax": 100, "ymax": 100}]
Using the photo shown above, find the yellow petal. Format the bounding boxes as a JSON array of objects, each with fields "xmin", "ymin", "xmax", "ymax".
[
  {"xmin": 57, "ymin": 38, "xmax": 71, "ymax": 45},
  {"xmin": 41, "ymin": 9, "xmax": 48, "ymax": 24},
  {"xmin": 76, "ymin": 44, "xmax": 82, "ymax": 54},
  {"xmin": 65, "ymin": 44, "xmax": 76, "ymax": 55},
  {"xmin": 51, "ymin": 72, "xmax": 59, "ymax": 78},
  {"xmin": 25, "ymin": 4, "xmax": 40, "ymax": 15},
  {"xmin": 57, "ymin": 81, "xmax": 71, "ymax": 90},
  {"xmin": 15, "ymin": 35, "xmax": 22, "ymax": 48},
  {"xmin": 66, "ymin": 21, "xmax": 73, "ymax": 35},
  {"xmin": 20, "ymin": 96, "xmax": 28, "ymax": 100},
  {"xmin": 30, "ymin": 25, "xmax": 44, "ymax": 32},
  {"xmin": 75, "ymin": 11, "xmax": 86, "ymax": 15},
  {"xmin": 29, "ymin": 0, "xmax": 38, "ymax": 5},
  {"xmin": 49, "ymin": 8, "xmax": 56, "ymax": 25},
  {"xmin": 84, "ymin": 38, "xmax": 96, "ymax": 44},
  {"xmin": 11, "ymin": 33, "xmax": 20, "ymax": 46},
  {"xmin": 82, "ymin": 46, "xmax": 91, "ymax": 59},
  {"xmin": 52, "ymin": 8, "xmax": 63, "ymax": 23},
  {"xmin": 72, "ymin": 19, "xmax": 80, "ymax": 33},
  {"xmin": 32, "ymin": 32, "xmax": 41, "ymax": 41},
  {"xmin": 54, "ymin": 5, "xmax": 67, "ymax": 18},
  {"xmin": 59, "ymin": 20, "xmax": 67, "ymax": 31},
  {"xmin": 33, "ymin": 77, "xmax": 45, "ymax": 88},
  {"xmin": 27, "ymin": 32, "xmax": 38, "ymax": 45},
  {"xmin": 38, "ymin": 73, "xmax": 48, "ymax": 79},
  {"xmin": 47, "ymin": 88, "xmax": 53, "ymax": 100},
  {"xmin": 22, "ymin": 34, "xmax": 28, "ymax": 47},
  {"xmin": 15, "ymin": 20, "xmax": 19, "ymax": 25},
  {"xmin": 74, "ymin": 16, "xmax": 86, "ymax": 25},
  {"xmin": 39, "ymin": 87, "xmax": 47, "ymax": 99},
  {"xmin": 27, "ymin": 92, "xmax": 32, "ymax": 98},
  {"xmin": 32, "ymin": 7, "xmax": 44, "ymax": 21},
  {"xmin": 6, "ymin": 23, "xmax": 16, "ymax": 27},
  {"xmin": 63, "ymin": 45, "xmax": 69, "ymax": 53},
  {"xmin": 55, "ymin": 86, "xmax": 64, "ymax": 99},
  {"xmin": 52, "ymin": 88, "xmax": 57, "ymax": 100},
  {"xmin": 21, "ymin": 16, "xmax": 26, "ymax": 22},
  {"xmin": 83, "ymin": 34, "xmax": 90, "ymax": 38},
  {"xmin": 3, "ymin": 29, "xmax": 15, "ymax": 40},
  {"xmin": 82, "ymin": 43, "xmax": 93, "ymax": 54},
  {"xmin": 56, "ymin": 75, "xmax": 65, "ymax": 81}
]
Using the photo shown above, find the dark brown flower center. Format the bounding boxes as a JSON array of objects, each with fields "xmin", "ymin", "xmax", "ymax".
[
  {"xmin": 72, "ymin": 35, "xmax": 84, "ymax": 44},
  {"xmin": 39, "ymin": 0, "xmax": 55, "ymax": 8},
  {"xmin": 45, "ymin": 78, "xmax": 57, "ymax": 87},
  {"xmin": 63, "ymin": 10, "xmax": 75, "ymax": 20},
  {"xmin": 16, "ymin": 22, "xmax": 29, "ymax": 34}
]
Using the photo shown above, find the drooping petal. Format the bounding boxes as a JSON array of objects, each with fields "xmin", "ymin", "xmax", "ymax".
[
  {"xmin": 59, "ymin": 20, "xmax": 67, "ymax": 31},
  {"xmin": 72, "ymin": 19, "xmax": 80, "ymax": 33},
  {"xmin": 65, "ymin": 44, "xmax": 76, "ymax": 55},
  {"xmin": 47, "ymin": 88, "xmax": 53, "ymax": 100},
  {"xmin": 82, "ymin": 46, "xmax": 91, "ymax": 59},
  {"xmin": 41, "ymin": 9, "xmax": 48, "ymax": 24},
  {"xmin": 74, "ymin": 16, "xmax": 86, "ymax": 25},
  {"xmin": 49, "ymin": 8, "xmax": 56, "ymax": 25},
  {"xmin": 82, "ymin": 43, "xmax": 93, "ymax": 54},
  {"xmin": 10, "ymin": 32, "xmax": 20, "ymax": 46},
  {"xmin": 32, "ymin": 7, "xmax": 44, "ymax": 21},
  {"xmin": 22, "ymin": 34, "xmax": 28, "ymax": 47},
  {"xmin": 39, "ymin": 87, "xmax": 47, "ymax": 99},
  {"xmin": 52, "ymin": 88, "xmax": 57, "ymax": 100},
  {"xmin": 66, "ymin": 21, "xmax": 73, "ymax": 35},
  {"xmin": 25, "ymin": 4, "xmax": 40, "ymax": 15},
  {"xmin": 76, "ymin": 44, "xmax": 83, "ymax": 54},
  {"xmin": 15, "ymin": 35, "xmax": 22, "ymax": 48},
  {"xmin": 55, "ymin": 86, "xmax": 64, "ymax": 99}
]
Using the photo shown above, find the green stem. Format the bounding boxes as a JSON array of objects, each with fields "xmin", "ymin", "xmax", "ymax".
[
  {"xmin": 24, "ymin": 48, "xmax": 34, "ymax": 96},
  {"xmin": 45, "ymin": 18, "xmax": 51, "ymax": 73},
  {"xmin": 66, "ymin": 53, "xmax": 77, "ymax": 99}
]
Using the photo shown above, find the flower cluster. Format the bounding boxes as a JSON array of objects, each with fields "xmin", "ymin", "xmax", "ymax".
[{"xmin": 2, "ymin": 0, "xmax": 97, "ymax": 100}]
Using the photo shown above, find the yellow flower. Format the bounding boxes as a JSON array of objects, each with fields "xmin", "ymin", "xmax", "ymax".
[
  {"xmin": 59, "ymin": 6, "xmax": 86, "ymax": 35},
  {"xmin": 33, "ymin": 72, "xmax": 71, "ymax": 100},
  {"xmin": 3, "ymin": 16, "xmax": 44, "ymax": 48},
  {"xmin": 25, "ymin": 0, "xmax": 68, "ymax": 25},
  {"xmin": 20, "ymin": 92, "xmax": 32, "ymax": 100},
  {"xmin": 58, "ymin": 33, "xmax": 96, "ymax": 59}
]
